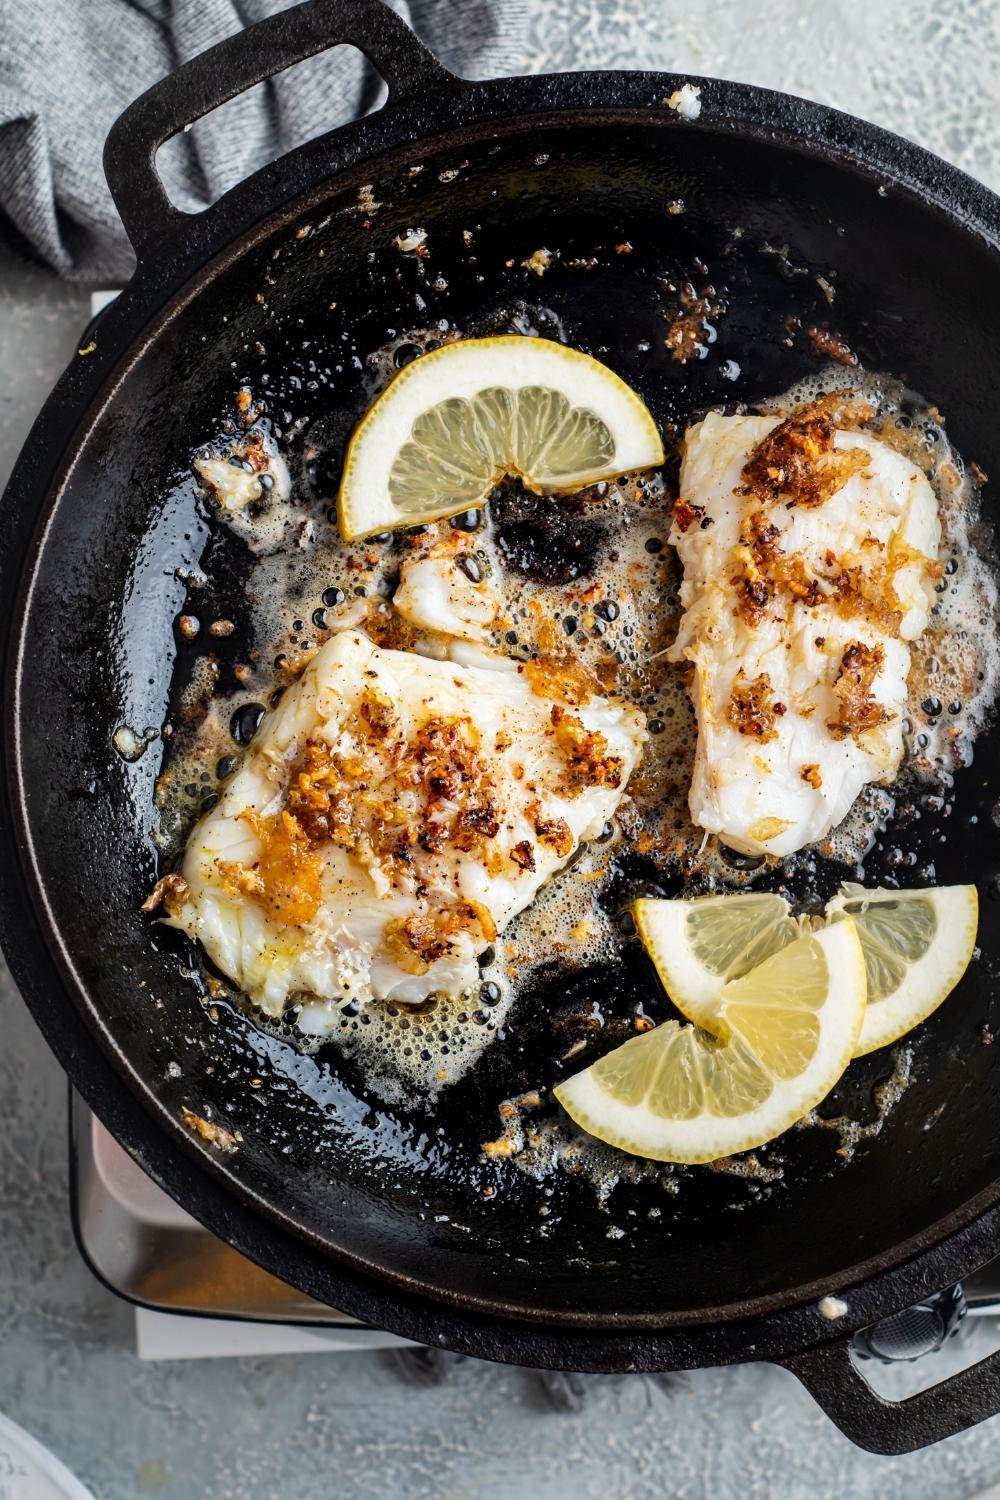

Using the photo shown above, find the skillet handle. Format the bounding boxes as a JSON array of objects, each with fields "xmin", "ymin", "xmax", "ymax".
[
  {"xmin": 783, "ymin": 1337, "xmax": 1000, "ymax": 1454},
  {"xmin": 103, "ymin": 0, "xmax": 459, "ymax": 261}
]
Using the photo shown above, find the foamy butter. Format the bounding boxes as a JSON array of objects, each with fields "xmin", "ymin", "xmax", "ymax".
[
  {"xmin": 801, "ymin": 1043, "xmax": 914, "ymax": 1162},
  {"xmin": 156, "ymin": 345, "xmax": 996, "ymax": 1105}
]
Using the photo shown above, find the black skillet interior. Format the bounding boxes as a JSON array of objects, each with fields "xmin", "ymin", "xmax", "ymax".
[{"xmin": 17, "ymin": 115, "xmax": 1000, "ymax": 1326}]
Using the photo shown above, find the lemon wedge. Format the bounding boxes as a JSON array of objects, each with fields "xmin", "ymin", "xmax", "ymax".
[
  {"xmin": 633, "ymin": 892, "xmax": 807, "ymax": 1031},
  {"xmin": 554, "ymin": 920, "xmax": 865, "ymax": 1163},
  {"xmin": 336, "ymin": 335, "xmax": 664, "ymax": 539},
  {"xmin": 825, "ymin": 883, "xmax": 978, "ymax": 1055}
]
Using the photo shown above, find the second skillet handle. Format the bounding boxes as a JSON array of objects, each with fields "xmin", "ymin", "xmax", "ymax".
[
  {"xmin": 784, "ymin": 1336, "xmax": 1000, "ymax": 1454},
  {"xmin": 104, "ymin": 0, "xmax": 460, "ymax": 262}
]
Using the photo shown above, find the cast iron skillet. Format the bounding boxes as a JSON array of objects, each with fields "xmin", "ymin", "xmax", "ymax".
[{"xmin": 3, "ymin": 0, "xmax": 1000, "ymax": 1454}]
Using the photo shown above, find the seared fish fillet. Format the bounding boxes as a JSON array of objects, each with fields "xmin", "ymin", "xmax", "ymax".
[
  {"xmin": 166, "ymin": 630, "xmax": 644, "ymax": 1029},
  {"xmin": 393, "ymin": 533, "xmax": 500, "ymax": 642},
  {"xmin": 668, "ymin": 402, "xmax": 940, "ymax": 857}
]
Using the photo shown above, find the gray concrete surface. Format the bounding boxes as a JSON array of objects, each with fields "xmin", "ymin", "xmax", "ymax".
[{"xmin": 3, "ymin": 3, "xmax": 1000, "ymax": 1496}]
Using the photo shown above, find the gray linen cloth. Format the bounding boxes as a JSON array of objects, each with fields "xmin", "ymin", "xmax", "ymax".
[{"xmin": 0, "ymin": 0, "xmax": 528, "ymax": 283}]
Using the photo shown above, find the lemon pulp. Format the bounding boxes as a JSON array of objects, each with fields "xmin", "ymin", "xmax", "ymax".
[{"xmin": 389, "ymin": 386, "xmax": 616, "ymax": 513}]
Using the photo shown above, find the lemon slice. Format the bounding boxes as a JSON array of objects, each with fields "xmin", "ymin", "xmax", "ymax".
[
  {"xmin": 554, "ymin": 920, "xmax": 865, "ymax": 1163},
  {"xmin": 825, "ymin": 883, "xmax": 978, "ymax": 1056},
  {"xmin": 633, "ymin": 892, "xmax": 806, "ymax": 1031},
  {"xmin": 336, "ymin": 335, "xmax": 664, "ymax": 539}
]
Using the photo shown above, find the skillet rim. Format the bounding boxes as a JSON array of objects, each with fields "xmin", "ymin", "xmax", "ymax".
[{"xmin": 3, "ymin": 67, "xmax": 1000, "ymax": 1363}]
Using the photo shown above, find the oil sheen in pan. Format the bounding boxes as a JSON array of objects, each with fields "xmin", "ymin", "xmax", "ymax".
[{"xmin": 151, "ymin": 332, "xmax": 997, "ymax": 1136}]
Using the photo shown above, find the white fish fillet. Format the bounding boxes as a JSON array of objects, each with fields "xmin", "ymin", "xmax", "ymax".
[
  {"xmin": 393, "ymin": 539, "xmax": 499, "ymax": 641},
  {"xmin": 669, "ymin": 411, "xmax": 940, "ymax": 857},
  {"xmin": 194, "ymin": 431, "xmax": 292, "ymax": 553},
  {"xmin": 168, "ymin": 630, "xmax": 644, "ymax": 1029}
]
